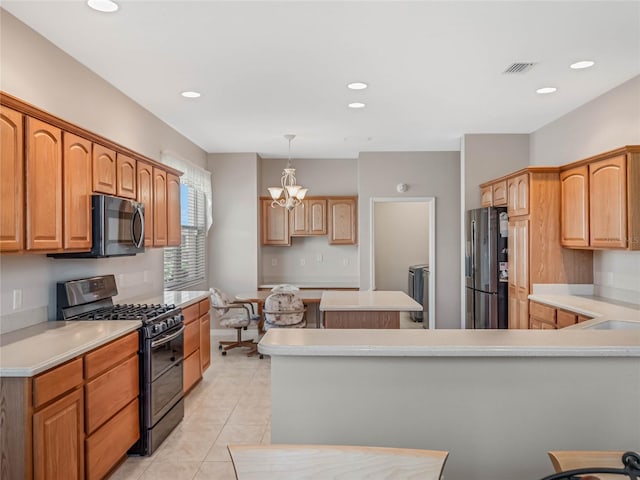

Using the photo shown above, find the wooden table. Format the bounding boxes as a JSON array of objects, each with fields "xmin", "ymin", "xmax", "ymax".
[
  {"xmin": 235, "ymin": 290, "xmax": 325, "ymax": 328},
  {"xmin": 319, "ymin": 290, "xmax": 422, "ymax": 329}
]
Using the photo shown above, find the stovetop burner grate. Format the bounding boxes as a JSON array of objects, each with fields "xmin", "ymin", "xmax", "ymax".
[{"xmin": 71, "ymin": 303, "xmax": 179, "ymax": 323}]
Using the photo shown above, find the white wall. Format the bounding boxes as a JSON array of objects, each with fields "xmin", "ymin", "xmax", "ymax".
[
  {"xmin": 463, "ymin": 134, "xmax": 530, "ymax": 210},
  {"xmin": 530, "ymin": 75, "xmax": 640, "ymax": 303},
  {"xmin": 260, "ymin": 158, "xmax": 359, "ymax": 285},
  {"xmin": 374, "ymin": 202, "xmax": 429, "ymax": 292},
  {"xmin": 0, "ymin": 12, "xmax": 207, "ymax": 332},
  {"xmin": 358, "ymin": 152, "xmax": 461, "ymax": 328}
]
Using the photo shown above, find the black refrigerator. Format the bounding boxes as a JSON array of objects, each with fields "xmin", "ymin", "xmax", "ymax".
[{"xmin": 465, "ymin": 207, "xmax": 508, "ymax": 329}]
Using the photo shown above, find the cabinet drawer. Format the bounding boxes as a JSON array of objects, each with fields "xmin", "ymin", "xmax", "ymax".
[
  {"xmin": 85, "ymin": 398, "xmax": 139, "ymax": 480},
  {"xmin": 184, "ymin": 319, "xmax": 200, "ymax": 357},
  {"xmin": 33, "ymin": 357, "xmax": 83, "ymax": 408},
  {"xmin": 557, "ymin": 309, "xmax": 578, "ymax": 328},
  {"xmin": 85, "ymin": 355, "xmax": 138, "ymax": 435},
  {"xmin": 183, "ymin": 303, "xmax": 200, "ymax": 325},
  {"xmin": 199, "ymin": 297, "xmax": 211, "ymax": 317},
  {"xmin": 183, "ymin": 350, "xmax": 201, "ymax": 393},
  {"xmin": 529, "ymin": 301, "xmax": 556, "ymax": 323},
  {"xmin": 84, "ymin": 331, "xmax": 138, "ymax": 379}
]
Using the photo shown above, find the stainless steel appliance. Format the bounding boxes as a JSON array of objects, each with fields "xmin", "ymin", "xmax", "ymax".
[
  {"xmin": 50, "ymin": 194, "xmax": 144, "ymax": 258},
  {"xmin": 408, "ymin": 264, "xmax": 429, "ymax": 327},
  {"xmin": 57, "ymin": 275, "xmax": 184, "ymax": 455},
  {"xmin": 465, "ymin": 207, "xmax": 508, "ymax": 329}
]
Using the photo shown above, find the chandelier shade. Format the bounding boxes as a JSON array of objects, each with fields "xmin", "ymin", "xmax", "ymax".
[{"xmin": 269, "ymin": 135, "xmax": 308, "ymax": 210}]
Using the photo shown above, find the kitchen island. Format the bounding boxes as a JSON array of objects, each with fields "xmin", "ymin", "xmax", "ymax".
[
  {"xmin": 319, "ymin": 290, "xmax": 422, "ymax": 328},
  {"xmin": 259, "ymin": 327, "xmax": 640, "ymax": 480}
]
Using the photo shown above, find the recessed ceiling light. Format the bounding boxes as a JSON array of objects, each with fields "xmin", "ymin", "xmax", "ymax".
[
  {"xmin": 347, "ymin": 82, "xmax": 368, "ymax": 90},
  {"xmin": 570, "ymin": 60, "xmax": 595, "ymax": 70},
  {"xmin": 181, "ymin": 91, "xmax": 201, "ymax": 98},
  {"xmin": 536, "ymin": 87, "xmax": 557, "ymax": 95},
  {"xmin": 87, "ymin": 0, "xmax": 119, "ymax": 13},
  {"xmin": 348, "ymin": 102, "xmax": 366, "ymax": 109}
]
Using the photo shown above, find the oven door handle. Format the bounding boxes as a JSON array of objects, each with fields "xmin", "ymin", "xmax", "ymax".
[{"xmin": 151, "ymin": 325, "xmax": 185, "ymax": 348}]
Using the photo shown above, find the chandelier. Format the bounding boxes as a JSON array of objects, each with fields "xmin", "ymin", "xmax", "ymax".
[{"xmin": 268, "ymin": 134, "xmax": 308, "ymax": 211}]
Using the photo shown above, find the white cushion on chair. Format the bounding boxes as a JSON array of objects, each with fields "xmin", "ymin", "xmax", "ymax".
[
  {"xmin": 210, "ymin": 287, "xmax": 233, "ymax": 314},
  {"xmin": 220, "ymin": 313, "xmax": 252, "ymax": 329},
  {"xmin": 264, "ymin": 292, "xmax": 305, "ymax": 327}
]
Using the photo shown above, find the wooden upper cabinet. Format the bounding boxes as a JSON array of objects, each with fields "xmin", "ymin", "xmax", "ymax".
[
  {"xmin": 480, "ymin": 185, "xmax": 492, "ymax": 207},
  {"xmin": 290, "ymin": 198, "xmax": 327, "ymax": 236},
  {"xmin": 92, "ymin": 144, "xmax": 116, "ymax": 195},
  {"xmin": 167, "ymin": 173, "xmax": 181, "ymax": 246},
  {"xmin": 328, "ymin": 197, "xmax": 357, "ymax": 245},
  {"xmin": 492, "ymin": 180, "xmax": 507, "ymax": 206},
  {"xmin": 63, "ymin": 133, "xmax": 92, "ymax": 250},
  {"xmin": 0, "ymin": 106, "xmax": 24, "ymax": 252},
  {"xmin": 560, "ymin": 165, "xmax": 589, "ymax": 248},
  {"xmin": 26, "ymin": 117, "xmax": 63, "ymax": 251},
  {"xmin": 137, "ymin": 161, "xmax": 154, "ymax": 247},
  {"xmin": 261, "ymin": 198, "xmax": 290, "ymax": 246},
  {"xmin": 507, "ymin": 173, "xmax": 529, "ymax": 216},
  {"xmin": 589, "ymin": 155, "xmax": 627, "ymax": 248},
  {"xmin": 116, "ymin": 153, "xmax": 137, "ymax": 199},
  {"xmin": 153, "ymin": 167, "xmax": 167, "ymax": 246}
]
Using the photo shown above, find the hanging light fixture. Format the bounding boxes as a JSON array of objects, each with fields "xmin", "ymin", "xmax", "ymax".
[{"xmin": 268, "ymin": 134, "xmax": 308, "ymax": 210}]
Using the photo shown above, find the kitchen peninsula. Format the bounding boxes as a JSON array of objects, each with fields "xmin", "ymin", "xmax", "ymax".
[
  {"xmin": 259, "ymin": 326, "xmax": 640, "ymax": 480},
  {"xmin": 319, "ymin": 290, "xmax": 422, "ymax": 328}
]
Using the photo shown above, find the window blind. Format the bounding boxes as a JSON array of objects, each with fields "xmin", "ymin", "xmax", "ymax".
[{"xmin": 161, "ymin": 152, "xmax": 212, "ymax": 290}]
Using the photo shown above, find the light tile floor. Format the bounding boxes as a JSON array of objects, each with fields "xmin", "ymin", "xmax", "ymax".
[
  {"xmin": 112, "ymin": 314, "xmax": 421, "ymax": 479},
  {"xmin": 111, "ymin": 331, "xmax": 268, "ymax": 480}
]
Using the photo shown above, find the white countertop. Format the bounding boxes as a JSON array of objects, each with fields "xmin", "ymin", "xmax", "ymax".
[
  {"xmin": 527, "ymin": 293, "xmax": 640, "ymax": 328},
  {"xmin": 258, "ymin": 328, "xmax": 640, "ymax": 357},
  {"xmin": 163, "ymin": 290, "xmax": 210, "ymax": 308},
  {"xmin": 259, "ymin": 282, "xmax": 359, "ymax": 289},
  {"xmin": 319, "ymin": 291, "xmax": 422, "ymax": 311},
  {"xmin": 0, "ymin": 320, "xmax": 141, "ymax": 377}
]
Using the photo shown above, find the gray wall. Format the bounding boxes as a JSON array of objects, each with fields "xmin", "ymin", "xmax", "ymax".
[
  {"xmin": 358, "ymin": 152, "xmax": 461, "ymax": 328},
  {"xmin": 0, "ymin": 12, "xmax": 207, "ymax": 331},
  {"xmin": 530, "ymin": 75, "xmax": 640, "ymax": 304}
]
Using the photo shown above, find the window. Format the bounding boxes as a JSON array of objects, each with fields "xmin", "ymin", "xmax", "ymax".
[{"xmin": 161, "ymin": 153, "xmax": 212, "ymax": 290}]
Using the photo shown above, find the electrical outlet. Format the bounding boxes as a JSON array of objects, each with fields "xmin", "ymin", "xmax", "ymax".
[
  {"xmin": 13, "ymin": 289, "xmax": 22, "ymax": 310},
  {"xmin": 316, "ymin": 253, "xmax": 323, "ymax": 263},
  {"xmin": 342, "ymin": 258, "xmax": 349, "ymax": 266},
  {"xmin": 271, "ymin": 258, "xmax": 278, "ymax": 267},
  {"xmin": 299, "ymin": 258, "xmax": 306, "ymax": 266}
]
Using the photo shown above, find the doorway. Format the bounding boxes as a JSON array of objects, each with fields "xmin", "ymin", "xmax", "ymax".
[{"xmin": 370, "ymin": 197, "xmax": 436, "ymax": 329}]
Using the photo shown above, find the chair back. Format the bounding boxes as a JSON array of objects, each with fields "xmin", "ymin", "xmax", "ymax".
[
  {"xmin": 263, "ymin": 292, "xmax": 305, "ymax": 326},
  {"xmin": 542, "ymin": 451, "xmax": 640, "ymax": 480},
  {"xmin": 270, "ymin": 284, "xmax": 300, "ymax": 292},
  {"xmin": 210, "ymin": 287, "xmax": 233, "ymax": 314}
]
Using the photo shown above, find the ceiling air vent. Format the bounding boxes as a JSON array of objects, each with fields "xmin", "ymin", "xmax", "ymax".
[{"xmin": 503, "ymin": 62, "xmax": 536, "ymax": 74}]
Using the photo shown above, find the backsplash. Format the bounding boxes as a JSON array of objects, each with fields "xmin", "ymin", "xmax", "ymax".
[
  {"xmin": 0, "ymin": 249, "xmax": 164, "ymax": 333},
  {"xmin": 593, "ymin": 250, "xmax": 640, "ymax": 305}
]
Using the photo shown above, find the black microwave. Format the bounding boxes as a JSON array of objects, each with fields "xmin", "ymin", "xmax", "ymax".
[{"xmin": 50, "ymin": 194, "xmax": 145, "ymax": 258}]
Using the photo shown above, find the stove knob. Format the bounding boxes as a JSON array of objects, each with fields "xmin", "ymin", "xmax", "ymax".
[{"xmin": 167, "ymin": 317, "xmax": 175, "ymax": 327}]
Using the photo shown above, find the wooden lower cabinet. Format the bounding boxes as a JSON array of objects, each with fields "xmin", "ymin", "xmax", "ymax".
[
  {"xmin": 0, "ymin": 332, "xmax": 139, "ymax": 480},
  {"xmin": 85, "ymin": 399, "xmax": 139, "ymax": 480},
  {"xmin": 183, "ymin": 297, "xmax": 212, "ymax": 393},
  {"xmin": 529, "ymin": 301, "xmax": 580, "ymax": 329},
  {"xmin": 33, "ymin": 388, "xmax": 84, "ymax": 480}
]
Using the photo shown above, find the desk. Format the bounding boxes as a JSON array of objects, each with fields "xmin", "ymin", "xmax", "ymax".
[
  {"xmin": 319, "ymin": 290, "xmax": 422, "ymax": 329},
  {"xmin": 235, "ymin": 290, "xmax": 325, "ymax": 328}
]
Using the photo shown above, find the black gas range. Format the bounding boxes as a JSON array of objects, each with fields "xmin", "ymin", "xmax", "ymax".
[{"xmin": 57, "ymin": 274, "xmax": 184, "ymax": 456}]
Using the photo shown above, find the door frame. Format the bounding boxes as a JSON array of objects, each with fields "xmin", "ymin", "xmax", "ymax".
[{"xmin": 370, "ymin": 197, "xmax": 436, "ymax": 330}]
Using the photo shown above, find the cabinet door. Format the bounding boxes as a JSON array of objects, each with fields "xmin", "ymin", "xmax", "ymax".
[
  {"xmin": 290, "ymin": 201, "xmax": 308, "ymax": 235},
  {"xmin": 590, "ymin": 155, "xmax": 627, "ymax": 248},
  {"xmin": 153, "ymin": 167, "xmax": 167, "ymax": 246},
  {"xmin": 116, "ymin": 153, "xmax": 137, "ymax": 199},
  {"xmin": 26, "ymin": 117, "xmax": 63, "ymax": 251},
  {"xmin": 0, "ymin": 107, "xmax": 24, "ymax": 252},
  {"xmin": 328, "ymin": 197, "xmax": 357, "ymax": 245},
  {"xmin": 183, "ymin": 351, "xmax": 201, "ymax": 393},
  {"xmin": 261, "ymin": 198, "xmax": 290, "ymax": 245},
  {"xmin": 167, "ymin": 173, "xmax": 181, "ymax": 246},
  {"xmin": 515, "ymin": 219, "xmax": 529, "ymax": 297},
  {"xmin": 200, "ymin": 312, "xmax": 211, "ymax": 373},
  {"xmin": 184, "ymin": 318, "xmax": 200, "ymax": 357},
  {"xmin": 92, "ymin": 144, "xmax": 116, "ymax": 195},
  {"xmin": 492, "ymin": 181, "xmax": 507, "ymax": 206},
  {"xmin": 137, "ymin": 161, "xmax": 154, "ymax": 247},
  {"xmin": 507, "ymin": 173, "xmax": 529, "ymax": 216},
  {"xmin": 560, "ymin": 166, "xmax": 589, "ymax": 247},
  {"xmin": 508, "ymin": 218, "xmax": 529, "ymax": 329},
  {"xmin": 480, "ymin": 185, "xmax": 493, "ymax": 207},
  {"xmin": 308, "ymin": 198, "xmax": 327, "ymax": 234},
  {"xmin": 33, "ymin": 388, "xmax": 84, "ymax": 480},
  {"xmin": 63, "ymin": 133, "xmax": 92, "ymax": 250}
]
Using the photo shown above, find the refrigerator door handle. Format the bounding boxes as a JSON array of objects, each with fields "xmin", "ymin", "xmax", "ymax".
[{"xmin": 470, "ymin": 219, "xmax": 476, "ymax": 279}]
